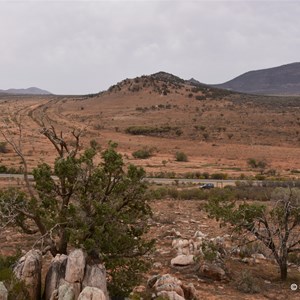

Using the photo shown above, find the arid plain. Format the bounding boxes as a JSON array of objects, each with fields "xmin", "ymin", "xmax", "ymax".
[
  {"xmin": 0, "ymin": 73, "xmax": 300, "ymax": 299},
  {"xmin": 0, "ymin": 72, "xmax": 299, "ymax": 179}
]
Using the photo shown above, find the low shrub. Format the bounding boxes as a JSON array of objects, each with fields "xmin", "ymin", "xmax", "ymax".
[
  {"xmin": 126, "ymin": 126, "xmax": 176, "ymax": 136},
  {"xmin": 175, "ymin": 151, "xmax": 188, "ymax": 162},
  {"xmin": 132, "ymin": 147, "xmax": 154, "ymax": 159},
  {"xmin": 288, "ymin": 253, "xmax": 300, "ymax": 265},
  {"xmin": 0, "ymin": 252, "xmax": 29, "ymax": 299},
  {"xmin": 0, "ymin": 165, "xmax": 8, "ymax": 173},
  {"xmin": 239, "ymin": 241, "xmax": 266, "ymax": 258},
  {"xmin": 0, "ymin": 142, "xmax": 8, "ymax": 153},
  {"xmin": 211, "ymin": 173, "xmax": 228, "ymax": 180},
  {"xmin": 235, "ymin": 271, "xmax": 260, "ymax": 294}
]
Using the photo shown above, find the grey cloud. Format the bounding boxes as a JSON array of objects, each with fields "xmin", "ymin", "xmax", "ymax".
[{"xmin": 0, "ymin": 1, "xmax": 300, "ymax": 94}]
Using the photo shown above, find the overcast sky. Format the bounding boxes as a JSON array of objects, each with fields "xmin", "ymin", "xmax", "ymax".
[{"xmin": 1, "ymin": 0, "xmax": 300, "ymax": 95}]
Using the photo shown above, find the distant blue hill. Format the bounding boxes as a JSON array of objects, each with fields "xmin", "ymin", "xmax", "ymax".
[
  {"xmin": 0, "ymin": 87, "xmax": 52, "ymax": 95},
  {"xmin": 212, "ymin": 62, "xmax": 300, "ymax": 96}
]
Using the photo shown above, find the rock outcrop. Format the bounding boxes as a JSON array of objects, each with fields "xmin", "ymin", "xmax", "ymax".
[
  {"xmin": 78, "ymin": 287, "xmax": 106, "ymax": 300},
  {"xmin": 13, "ymin": 249, "xmax": 42, "ymax": 300},
  {"xmin": 45, "ymin": 249, "xmax": 109, "ymax": 300},
  {"xmin": 148, "ymin": 274, "xmax": 198, "ymax": 300},
  {"xmin": 198, "ymin": 262, "xmax": 228, "ymax": 282},
  {"xmin": 171, "ymin": 254, "xmax": 195, "ymax": 267},
  {"xmin": 0, "ymin": 282, "xmax": 8, "ymax": 300},
  {"xmin": 82, "ymin": 264, "xmax": 108, "ymax": 299},
  {"xmin": 54, "ymin": 283, "xmax": 75, "ymax": 300},
  {"xmin": 44, "ymin": 254, "xmax": 68, "ymax": 300}
]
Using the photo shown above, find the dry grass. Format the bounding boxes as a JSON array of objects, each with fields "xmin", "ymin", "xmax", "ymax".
[{"xmin": 0, "ymin": 77, "xmax": 299, "ymax": 180}]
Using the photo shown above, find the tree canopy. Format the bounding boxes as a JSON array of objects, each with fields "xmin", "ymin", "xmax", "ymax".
[
  {"xmin": 205, "ymin": 187, "xmax": 300, "ymax": 280},
  {"xmin": 0, "ymin": 126, "xmax": 154, "ymax": 297}
]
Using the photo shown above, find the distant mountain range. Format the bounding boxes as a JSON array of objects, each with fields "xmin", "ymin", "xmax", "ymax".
[
  {"xmin": 0, "ymin": 87, "xmax": 51, "ymax": 95},
  {"xmin": 213, "ymin": 62, "xmax": 300, "ymax": 96},
  {"xmin": 148, "ymin": 63, "xmax": 300, "ymax": 96},
  {"xmin": 2, "ymin": 62, "xmax": 300, "ymax": 96}
]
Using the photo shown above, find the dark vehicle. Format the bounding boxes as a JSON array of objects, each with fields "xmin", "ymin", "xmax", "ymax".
[{"xmin": 200, "ymin": 183, "xmax": 214, "ymax": 189}]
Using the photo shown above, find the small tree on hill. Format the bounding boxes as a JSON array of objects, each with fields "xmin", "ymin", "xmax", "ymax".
[
  {"xmin": 0, "ymin": 124, "xmax": 154, "ymax": 297},
  {"xmin": 205, "ymin": 187, "xmax": 300, "ymax": 280}
]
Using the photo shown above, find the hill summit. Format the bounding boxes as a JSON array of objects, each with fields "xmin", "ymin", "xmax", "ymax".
[{"xmin": 214, "ymin": 62, "xmax": 300, "ymax": 95}]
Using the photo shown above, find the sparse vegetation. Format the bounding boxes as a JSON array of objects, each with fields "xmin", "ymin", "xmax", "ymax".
[
  {"xmin": 235, "ymin": 271, "xmax": 260, "ymax": 294},
  {"xmin": 247, "ymin": 158, "xmax": 267, "ymax": 170},
  {"xmin": 1, "ymin": 71, "xmax": 300, "ymax": 299},
  {"xmin": 0, "ymin": 252, "xmax": 29, "ymax": 299},
  {"xmin": 206, "ymin": 187, "xmax": 300, "ymax": 280},
  {"xmin": 132, "ymin": 147, "xmax": 155, "ymax": 159},
  {"xmin": 125, "ymin": 125, "xmax": 179, "ymax": 136},
  {"xmin": 175, "ymin": 151, "xmax": 188, "ymax": 162},
  {"xmin": 0, "ymin": 142, "xmax": 8, "ymax": 153},
  {"xmin": 210, "ymin": 173, "xmax": 228, "ymax": 180}
]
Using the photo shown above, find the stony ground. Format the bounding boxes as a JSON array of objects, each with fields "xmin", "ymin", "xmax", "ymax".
[
  {"xmin": 1, "ymin": 197, "xmax": 300, "ymax": 299},
  {"xmin": 143, "ymin": 199, "xmax": 300, "ymax": 300}
]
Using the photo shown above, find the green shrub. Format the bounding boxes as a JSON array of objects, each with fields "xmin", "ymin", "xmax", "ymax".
[
  {"xmin": 194, "ymin": 125, "xmax": 206, "ymax": 131},
  {"xmin": 0, "ymin": 252, "xmax": 29, "ymax": 299},
  {"xmin": 255, "ymin": 174, "xmax": 266, "ymax": 180},
  {"xmin": 0, "ymin": 165, "xmax": 8, "ymax": 173},
  {"xmin": 147, "ymin": 187, "xmax": 209, "ymax": 201},
  {"xmin": 175, "ymin": 129, "xmax": 183, "ymax": 136},
  {"xmin": 132, "ymin": 148, "xmax": 153, "ymax": 159},
  {"xmin": 0, "ymin": 142, "xmax": 8, "ymax": 153},
  {"xmin": 175, "ymin": 151, "xmax": 188, "ymax": 162},
  {"xmin": 247, "ymin": 158, "xmax": 267, "ymax": 170},
  {"xmin": 239, "ymin": 241, "xmax": 266, "ymax": 258},
  {"xmin": 288, "ymin": 253, "xmax": 300, "ymax": 265},
  {"xmin": 202, "ymin": 240, "xmax": 218, "ymax": 262},
  {"xmin": 236, "ymin": 271, "xmax": 260, "ymax": 294},
  {"xmin": 126, "ymin": 126, "xmax": 173, "ymax": 136},
  {"xmin": 195, "ymin": 95, "xmax": 206, "ymax": 101},
  {"xmin": 211, "ymin": 173, "xmax": 228, "ymax": 180}
]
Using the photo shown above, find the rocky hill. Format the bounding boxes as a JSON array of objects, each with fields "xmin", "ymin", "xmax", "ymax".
[
  {"xmin": 213, "ymin": 62, "xmax": 300, "ymax": 95},
  {"xmin": 0, "ymin": 87, "xmax": 51, "ymax": 95}
]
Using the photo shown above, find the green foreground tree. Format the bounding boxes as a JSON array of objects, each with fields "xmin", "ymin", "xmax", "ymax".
[
  {"xmin": 205, "ymin": 187, "xmax": 300, "ymax": 280},
  {"xmin": 0, "ymin": 126, "xmax": 154, "ymax": 297}
]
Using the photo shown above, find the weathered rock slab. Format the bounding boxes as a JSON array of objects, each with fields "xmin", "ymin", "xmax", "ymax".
[
  {"xmin": 44, "ymin": 254, "xmax": 68, "ymax": 300},
  {"xmin": 171, "ymin": 255, "xmax": 195, "ymax": 267},
  {"xmin": 82, "ymin": 264, "xmax": 108, "ymax": 299},
  {"xmin": 157, "ymin": 290, "xmax": 185, "ymax": 300},
  {"xmin": 57, "ymin": 283, "xmax": 75, "ymax": 300},
  {"xmin": 0, "ymin": 282, "xmax": 8, "ymax": 300},
  {"xmin": 65, "ymin": 249, "xmax": 86, "ymax": 283},
  {"xmin": 154, "ymin": 274, "xmax": 184, "ymax": 297},
  {"xmin": 78, "ymin": 287, "xmax": 106, "ymax": 300},
  {"xmin": 13, "ymin": 249, "xmax": 42, "ymax": 300}
]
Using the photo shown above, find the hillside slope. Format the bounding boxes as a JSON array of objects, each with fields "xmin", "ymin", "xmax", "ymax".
[
  {"xmin": 0, "ymin": 72, "xmax": 299, "ymax": 179},
  {"xmin": 214, "ymin": 62, "xmax": 300, "ymax": 95}
]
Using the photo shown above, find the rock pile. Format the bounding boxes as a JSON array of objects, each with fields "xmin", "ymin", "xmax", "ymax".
[
  {"xmin": 147, "ymin": 274, "xmax": 197, "ymax": 300},
  {"xmin": 171, "ymin": 230, "xmax": 226, "ymax": 267},
  {"xmin": 45, "ymin": 249, "xmax": 109, "ymax": 300},
  {"xmin": 0, "ymin": 249, "xmax": 109, "ymax": 300}
]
